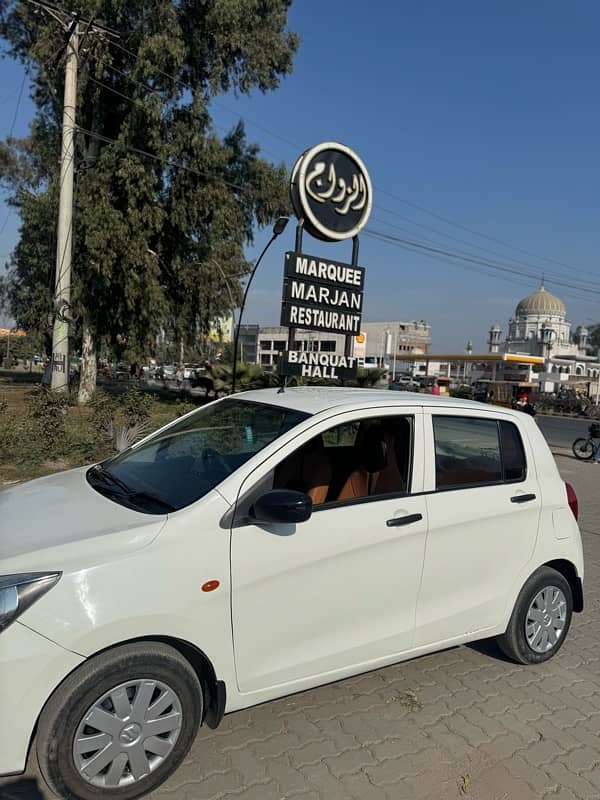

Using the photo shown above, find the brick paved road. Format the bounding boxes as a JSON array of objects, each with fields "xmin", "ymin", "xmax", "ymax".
[{"xmin": 2, "ymin": 451, "xmax": 599, "ymax": 800}]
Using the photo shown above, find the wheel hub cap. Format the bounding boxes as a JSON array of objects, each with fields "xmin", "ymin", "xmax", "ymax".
[
  {"xmin": 525, "ymin": 585, "xmax": 567, "ymax": 653},
  {"xmin": 73, "ymin": 679, "xmax": 183, "ymax": 788},
  {"xmin": 119, "ymin": 723, "xmax": 142, "ymax": 746}
]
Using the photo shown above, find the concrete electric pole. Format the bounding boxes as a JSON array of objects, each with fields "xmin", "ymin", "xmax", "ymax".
[{"xmin": 50, "ymin": 22, "xmax": 78, "ymax": 391}]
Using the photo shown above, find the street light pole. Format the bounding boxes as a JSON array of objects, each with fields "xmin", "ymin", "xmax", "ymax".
[
  {"xmin": 231, "ymin": 217, "xmax": 289, "ymax": 394},
  {"xmin": 210, "ymin": 260, "xmax": 237, "ymax": 362}
]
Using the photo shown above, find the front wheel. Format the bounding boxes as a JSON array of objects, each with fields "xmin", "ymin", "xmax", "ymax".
[
  {"xmin": 497, "ymin": 567, "xmax": 573, "ymax": 664},
  {"xmin": 572, "ymin": 438, "xmax": 594, "ymax": 460},
  {"xmin": 36, "ymin": 642, "xmax": 203, "ymax": 800}
]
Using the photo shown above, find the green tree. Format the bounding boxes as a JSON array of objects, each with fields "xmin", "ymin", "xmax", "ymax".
[
  {"xmin": 0, "ymin": 0, "xmax": 298, "ymax": 401},
  {"xmin": 588, "ymin": 324, "xmax": 600, "ymax": 353}
]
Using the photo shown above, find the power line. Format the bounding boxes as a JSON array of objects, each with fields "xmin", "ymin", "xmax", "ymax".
[
  {"xmin": 90, "ymin": 66, "xmax": 286, "ymax": 164},
  {"xmin": 374, "ymin": 186, "xmax": 594, "ymax": 277},
  {"xmin": 0, "ymin": 72, "xmax": 29, "ymax": 237},
  {"xmin": 370, "ymin": 214, "xmax": 600, "ymax": 293},
  {"xmin": 23, "ymin": 0, "xmax": 119, "ymax": 36},
  {"xmin": 106, "ymin": 38, "xmax": 300, "ymax": 150},
  {"xmin": 75, "ymin": 125, "xmax": 253, "ymax": 195},
  {"xmin": 8, "ymin": 72, "xmax": 27, "ymax": 137},
  {"xmin": 363, "ymin": 231, "xmax": 596, "ymax": 308},
  {"xmin": 372, "ymin": 205, "xmax": 591, "ymax": 285},
  {"xmin": 365, "ymin": 228, "xmax": 600, "ymax": 302},
  {"xmin": 88, "ymin": 75, "xmax": 140, "ymax": 104}
]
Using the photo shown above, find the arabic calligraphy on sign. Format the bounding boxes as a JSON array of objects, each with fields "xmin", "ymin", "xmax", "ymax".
[
  {"xmin": 290, "ymin": 142, "xmax": 372, "ymax": 242},
  {"xmin": 305, "ymin": 162, "xmax": 368, "ymax": 216}
]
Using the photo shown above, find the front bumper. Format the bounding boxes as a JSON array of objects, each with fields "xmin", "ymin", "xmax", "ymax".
[{"xmin": 0, "ymin": 622, "xmax": 84, "ymax": 775}]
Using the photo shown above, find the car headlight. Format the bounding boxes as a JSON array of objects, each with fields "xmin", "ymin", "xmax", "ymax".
[{"xmin": 0, "ymin": 572, "xmax": 61, "ymax": 633}]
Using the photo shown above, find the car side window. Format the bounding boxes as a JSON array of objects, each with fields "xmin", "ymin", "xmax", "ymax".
[
  {"xmin": 433, "ymin": 416, "xmax": 526, "ymax": 489},
  {"xmin": 231, "ymin": 415, "xmax": 415, "ymax": 526},
  {"xmin": 499, "ymin": 420, "xmax": 527, "ymax": 481},
  {"xmin": 273, "ymin": 415, "xmax": 413, "ymax": 508}
]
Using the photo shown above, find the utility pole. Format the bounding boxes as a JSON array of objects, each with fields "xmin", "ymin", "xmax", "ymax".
[{"xmin": 51, "ymin": 21, "xmax": 79, "ymax": 391}]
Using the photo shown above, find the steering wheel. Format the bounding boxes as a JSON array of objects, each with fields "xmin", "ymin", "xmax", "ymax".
[{"xmin": 199, "ymin": 447, "xmax": 232, "ymax": 477}]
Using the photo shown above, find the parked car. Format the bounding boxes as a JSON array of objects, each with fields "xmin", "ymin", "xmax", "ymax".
[
  {"xmin": 183, "ymin": 364, "xmax": 202, "ymax": 380},
  {"xmin": 0, "ymin": 388, "xmax": 584, "ymax": 800},
  {"xmin": 388, "ymin": 376, "xmax": 419, "ymax": 391}
]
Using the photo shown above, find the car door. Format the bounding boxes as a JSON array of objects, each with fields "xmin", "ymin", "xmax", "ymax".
[
  {"xmin": 230, "ymin": 407, "xmax": 428, "ymax": 694},
  {"xmin": 414, "ymin": 409, "xmax": 541, "ymax": 648}
]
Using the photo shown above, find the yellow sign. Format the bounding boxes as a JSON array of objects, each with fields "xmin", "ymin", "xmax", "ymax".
[{"xmin": 207, "ymin": 316, "xmax": 233, "ymax": 343}]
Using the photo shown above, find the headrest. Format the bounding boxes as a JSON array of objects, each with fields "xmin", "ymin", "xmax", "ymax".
[
  {"xmin": 303, "ymin": 434, "xmax": 325, "ymax": 454},
  {"xmin": 355, "ymin": 423, "xmax": 389, "ymax": 473}
]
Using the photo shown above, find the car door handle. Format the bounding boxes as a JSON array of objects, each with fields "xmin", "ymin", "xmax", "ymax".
[
  {"xmin": 510, "ymin": 493, "xmax": 536, "ymax": 504},
  {"xmin": 386, "ymin": 513, "xmax": 423, "ymax": 527}
]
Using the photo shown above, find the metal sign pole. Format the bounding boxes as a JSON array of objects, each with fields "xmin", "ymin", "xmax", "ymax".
[{"xmin": 344, "ymin": 236, "xmax": 360, "ymax": 358}]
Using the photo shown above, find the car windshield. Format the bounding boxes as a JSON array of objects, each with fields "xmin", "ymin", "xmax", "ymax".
[{"xmin": 87, "ymin": 399, "xmax": 309, "ymax": 513}]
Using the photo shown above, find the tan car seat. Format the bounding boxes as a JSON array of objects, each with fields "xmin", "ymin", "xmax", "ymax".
[{"xmin": 337, "ymin": 424, "xmax": 403, "ymax": 501}]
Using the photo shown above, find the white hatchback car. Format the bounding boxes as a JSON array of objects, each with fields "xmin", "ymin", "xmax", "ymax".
[{"xmin": 0, "ymin": 388, "xmax": 583, "ymax": 800}]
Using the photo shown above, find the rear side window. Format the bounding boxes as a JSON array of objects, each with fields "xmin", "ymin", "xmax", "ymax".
[
  {"xmin": 499, "ymin": 420, "xmax": 527, "ymax": 482},
  {"xmin": 433, "ymin": 416, "xmax": 526, "ymax": 489}
]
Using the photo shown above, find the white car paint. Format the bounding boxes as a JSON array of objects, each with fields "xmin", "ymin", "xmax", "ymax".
[{"xmin": 0, "ymin": 387, "xmax": 584, "ymax": 777}]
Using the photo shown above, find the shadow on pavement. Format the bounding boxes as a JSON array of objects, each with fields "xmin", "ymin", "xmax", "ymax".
[
  {"xmin": 0, "ymin": 778, "xmax": 46, "ymax": 800},
  {"xmin": 466, "ymin": 637, "xmax": 515, "ymax": 663}
]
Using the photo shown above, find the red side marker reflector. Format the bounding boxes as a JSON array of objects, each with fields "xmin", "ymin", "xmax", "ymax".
[
  {"xmin": 566, "ymin": 482, "xmax": 579, "ymax": 521},
  {"xmin": 201, "ymin": 580, "xmax": 220, "ymax": 593}
]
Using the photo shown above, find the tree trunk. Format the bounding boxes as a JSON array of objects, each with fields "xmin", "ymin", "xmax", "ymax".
[{"xmin": 78, "ymin": 316, "xmax": 97, "ymax": 404}]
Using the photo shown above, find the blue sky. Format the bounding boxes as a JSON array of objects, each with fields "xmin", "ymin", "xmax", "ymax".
[{"xmin": 2, "ymin": 0, "xmax": 600, "ymax": 349}]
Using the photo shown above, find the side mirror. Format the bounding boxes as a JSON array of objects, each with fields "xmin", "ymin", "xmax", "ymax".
[{"xmin": 251, "ymin": 490, "xmax": 313, "ymax": 524}]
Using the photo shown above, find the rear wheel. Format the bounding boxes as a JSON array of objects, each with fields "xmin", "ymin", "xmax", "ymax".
[
  {"xmin": 497, "ymin": 567, "xmax": 573, "ymax": 664},
  {"xmin": 572, "ymin": 438, "xmax": 594, "ymax": 460},
  {"xmin": 36, "ymin": 642, "xmax": 203, "ymax": 800}
]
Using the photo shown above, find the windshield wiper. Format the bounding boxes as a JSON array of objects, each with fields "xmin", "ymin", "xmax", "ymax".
[
  {"xmin": 125, "ymin": 491, "xmax": 176, "ymax": 513},
  {"xmin": 90, "ymin": 464, "xmax": 132, "ymax": 494},
  {"xmin": 90, "ymin": 465, "xmax": 175, "ymax": 513}
]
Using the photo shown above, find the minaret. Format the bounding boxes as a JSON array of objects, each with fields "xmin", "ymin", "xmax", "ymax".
[
  {"xmin": 576, "ymin": 325, "xmax": 589, "ymax": 352},
  {"xmin": 488, "ymin": 323, "xmax": 501, "ymax": 354}
]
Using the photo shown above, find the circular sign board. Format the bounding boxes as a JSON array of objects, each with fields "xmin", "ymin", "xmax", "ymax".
[{"xmin": 290, "ymin": 142, "xmax": 373, "ymax": 242}]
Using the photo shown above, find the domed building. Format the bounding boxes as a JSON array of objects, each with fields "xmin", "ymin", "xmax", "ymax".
[{"xmin": 488, "ymin": 283, "xmax": 599, "ymax": 391}]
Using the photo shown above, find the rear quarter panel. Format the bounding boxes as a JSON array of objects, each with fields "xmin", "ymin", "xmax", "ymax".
[{"xmin": 502, "ymin": 414, "xmax": 584, "ymax": 623}]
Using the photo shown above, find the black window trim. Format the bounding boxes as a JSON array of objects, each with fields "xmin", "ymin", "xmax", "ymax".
[
  {"xmin": 432, "ymin": 414, "xmax": 528, "ymax": 493},
  {"xmin": 311, "ymin": 489, "xmax": 412, "ymax": 513}
]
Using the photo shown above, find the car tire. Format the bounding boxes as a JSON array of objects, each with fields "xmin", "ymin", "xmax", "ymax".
[
  {"xmin": 497, "ymin": 567, "xmax": 573, "ymax": 665},
  {"xmin": 36, "ymin": 642, "xmax": 203, "ymax": 800}
]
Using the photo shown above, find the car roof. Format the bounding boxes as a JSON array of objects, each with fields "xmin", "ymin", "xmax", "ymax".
[{"xmin": 234, "ymin": 387, "xmax": 513, "ymax": 417}]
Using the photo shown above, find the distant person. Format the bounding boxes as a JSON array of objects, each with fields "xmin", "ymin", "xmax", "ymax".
[
  {"xmin": 515, "ymin": 393, "xmax": 536, "ymax": 417},
  {"xmin": 589, "ymin": 422, "xmax": 600, "ymax": 465},
  {"xmin": 431, "ymin": 379, "xmax": 441, "ymax": 396}
]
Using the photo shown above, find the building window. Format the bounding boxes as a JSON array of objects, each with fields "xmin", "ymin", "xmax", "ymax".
[
  {"xmin": 260, "ymin": 354, "xmax": 271, "ymax": 365},
  {"xmin": 273, "ymin": 340, "xmax": 286, "ymax": 351},
  {"xmin": 320, "ymin": 340, "xmax": 336, "ymax": 352},
  {"xmin": 260, "ymin": 340, "xmax": 272, "ymax": 350}
]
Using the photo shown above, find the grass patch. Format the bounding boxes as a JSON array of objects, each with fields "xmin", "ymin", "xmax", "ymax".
[{"xmin": 0, "ymin": 379, "xmax": 201, "ymax": 485}]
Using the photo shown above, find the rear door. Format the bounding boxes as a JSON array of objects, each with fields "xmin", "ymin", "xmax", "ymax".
[{"xmin": 415, "ymin": 410, "xmax": 541, "ymax": 647}]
